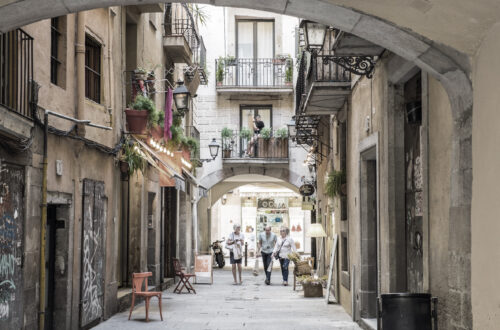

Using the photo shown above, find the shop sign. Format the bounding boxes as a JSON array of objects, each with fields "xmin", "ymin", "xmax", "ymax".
[
  {"xmin": 302, "ymin": 201, "xmax": 314, "ymax": 210},
  {"xmin": 299, "ymin": 184, "xmax": 315, "ymax": 196}
]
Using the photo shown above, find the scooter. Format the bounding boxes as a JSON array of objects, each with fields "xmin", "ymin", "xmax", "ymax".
[{"xmin": 210, "ymin": 238, "xmax": 226, "ymax": 268}]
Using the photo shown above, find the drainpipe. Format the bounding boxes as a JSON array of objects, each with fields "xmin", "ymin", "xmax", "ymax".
[
  {"xmin": 38, "ymin": 112, "xmax": 48, "ymax": 330},
  {"xmin": 76, "ymin": 11, "xmax": 86, "ymax": 136}
]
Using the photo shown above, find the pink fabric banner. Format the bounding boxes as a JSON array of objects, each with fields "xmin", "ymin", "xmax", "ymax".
[{"xmin": 164, "ymin": 88, "xmax": 173, "ymax": 140}]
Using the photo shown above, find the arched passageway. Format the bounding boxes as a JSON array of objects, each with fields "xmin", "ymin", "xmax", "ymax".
[{"xmin": 0, "ymin": 0, "xmax": 491, "ymax": 328}]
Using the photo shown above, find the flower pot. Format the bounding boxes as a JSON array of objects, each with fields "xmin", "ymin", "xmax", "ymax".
[
  {"xmin": 217, "ymin": 81, "xmax": 223, "ymax": 86},
  {"xmin": 303, "ymin": 282, "xmax": 323, "ymax": 297},
  {"xmin": 150, "ymin": 125, "xmax": 164, "ymax": 140},
  {"xmin": 125, "ymin": 109, "xmax": 148, "ymax": 134},
  {"xmin": 223, "ymin": 149, "xmax": 232, "ymax": 158}
]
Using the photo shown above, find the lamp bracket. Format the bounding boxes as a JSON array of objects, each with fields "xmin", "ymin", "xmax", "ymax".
[{"xmin": 322, "ymin": 55, "xmax": 376, "ymax": 79}]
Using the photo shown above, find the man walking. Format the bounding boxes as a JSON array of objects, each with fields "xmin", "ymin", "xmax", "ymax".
[{"xmin": 258, "ymin": 226, "xmax": 277, "ymax": 285}]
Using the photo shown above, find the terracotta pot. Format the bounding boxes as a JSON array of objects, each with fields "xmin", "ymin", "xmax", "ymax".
[
  {"xmin": 125, "ymin": 109, "xmax": 148, "ymax": 134},
  {"xmin": 223, "ymin": 149, "xmax": 232, "ymax": 158},
  {"xmin": 119, "ymin": 161, "xmax": 129, "ymax": 174},
  {"xmin": 150, "ymin": 125, "xmax": 164, "ymax": 140}
]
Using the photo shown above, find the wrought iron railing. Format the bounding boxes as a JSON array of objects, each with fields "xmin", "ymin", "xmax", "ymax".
[
  {"xmin": 215, "ymin": 58, "xmax": 293, "ymax": 88},
  {"xmin": 192, "ymin": 36, "xmax": 207, "ymax": 84},
  {"xmin": 164, "ymin": 3, "xmax": 199, "ymax": 52},
  {"xmin": 186, "ymin": 125, "xmax": 200, "ymax": 161},
  {"xmin": 221, "ymin": 129, "xmax": 289, "ymax": 159},
  {"xmin": 0, "ymin": 28, "xmax": 34, "ymax": 119}
]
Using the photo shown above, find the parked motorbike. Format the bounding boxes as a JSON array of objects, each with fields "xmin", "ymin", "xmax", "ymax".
[{"xmin": 210, "ymin": 238, "xmax": 226, "ymax": 268}]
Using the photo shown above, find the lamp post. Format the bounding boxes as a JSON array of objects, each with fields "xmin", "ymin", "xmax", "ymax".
[
  {"xmin": 307, "ymin": 223, "xmax": 327, "ymax": 275},
  {"xmin": 172, "ymin": 79, "xmax": 191, "ymax": 113}
]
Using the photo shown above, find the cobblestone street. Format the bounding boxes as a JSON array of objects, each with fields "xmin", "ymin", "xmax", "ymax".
[{"xmin": 94, "ymin": 268, "xmax": 361, "ymax": 330}]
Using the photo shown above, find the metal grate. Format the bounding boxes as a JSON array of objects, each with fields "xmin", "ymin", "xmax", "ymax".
[{"xmin": 0, "ymin": 28, "xmax": 34, "ymax": 119}]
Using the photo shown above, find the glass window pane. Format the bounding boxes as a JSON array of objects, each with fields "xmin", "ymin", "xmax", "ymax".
[
  {"xmin": 237, "ymin": 22, "xmax": 254, "ymax": 58},
  {"xmin": 257, "ymin": 22, "xmax": 273, "ymax": 58}
]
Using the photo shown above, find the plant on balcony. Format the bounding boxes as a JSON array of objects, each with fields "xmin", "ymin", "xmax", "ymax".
[
  {"xmin": 275, "ymin": 128, "xmax": 288, "ymax": 139},
  {"xmin": 216, "ymin": 57, "xmax": 224, "ymax": 85},
  {"xmin": 240, "ymin": 127, "xmax": 252, "ymax": 140},
  {"xmin": 125, "ymin": 95, "xmax": 157, "ymax": 134},
  {"xmin": 134, "ymin": 67, "xmax": 148, "ymax": 80},
  {"xmin": 260, "ymin": 127, "xmax": 272, "ymax": 140},
  {"xmin": 285, "ymin": 65, "xmax": 293, "ymax": 85},
  {"xmin": 221, "ymin": 127, "xmax": 233, "ymax": 158},
  {"xmin": 120, "ymin": 138, "xmax": 146, "ymax": 176},
  {"xmin": 325, "ymin": 169, "xmax": 346, "ymax": 198},
  {"xmin": 223, "ymin": 55, "xmax": 236, "ymax": 66}
]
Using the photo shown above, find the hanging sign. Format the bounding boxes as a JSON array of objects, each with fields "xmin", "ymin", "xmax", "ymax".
[{"xmin": 299, "ymin": 184, "xmax": 315, "ymax": 196}]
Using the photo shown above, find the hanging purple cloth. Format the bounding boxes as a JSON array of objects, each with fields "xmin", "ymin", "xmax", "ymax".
[{"xmin": 164, "ymin": 88, "xmax": 173, "ymax": 140}]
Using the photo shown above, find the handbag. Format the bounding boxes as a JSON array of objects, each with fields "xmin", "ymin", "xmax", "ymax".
[{"xmin": 274, "ymin": 239, "xmax": 286, "ymax": 260}]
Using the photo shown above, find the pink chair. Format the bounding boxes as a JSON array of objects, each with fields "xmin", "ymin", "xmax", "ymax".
[{"xmin": 128, "ymin": 272, "xmax": 163, "ymax": 322}]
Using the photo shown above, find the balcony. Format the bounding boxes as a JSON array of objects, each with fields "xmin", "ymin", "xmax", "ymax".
[
  {"xmin": 215, "ymin": 58, "xmax": 293, "ymax": 94},
  {"xmin": 163, "ymin": 3, "xmax": 199, "ymax": 65},
  {"xmin": 184, "ymin": 36, "xmax": 207, "ymax": 94},
  {"xmin": 133, "ymin": 3, "xmax": 164, "ymax": 13},
  {"xmin": 0, "ymin": 29, "xmax": 34, "ymax": 120},
  {"xmin": 297, "ymin": 54, "xmax": 351, "ymax": 116},
  {"xmin": 221, "ymin": 129, "xmax": 289, "ymax": 165}
]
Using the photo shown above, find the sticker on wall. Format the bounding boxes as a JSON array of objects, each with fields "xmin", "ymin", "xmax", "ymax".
[{"xmin": 415, "ymin": 191, "xmax": 423, "ymax": 217}]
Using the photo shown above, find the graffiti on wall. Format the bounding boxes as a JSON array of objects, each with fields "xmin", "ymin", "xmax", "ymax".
[
  {"xmin": 0, "ymin": 162, "xmax": 24, "ymax": 329},
  {"xmin": 80, "ymin": 179, "xmax": 106, "ymax": 327}
]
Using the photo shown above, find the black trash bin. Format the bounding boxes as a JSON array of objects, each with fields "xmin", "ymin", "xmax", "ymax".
[{"xmin": 377, "ymin": 293, "xmax": 437, "ymax": 330}]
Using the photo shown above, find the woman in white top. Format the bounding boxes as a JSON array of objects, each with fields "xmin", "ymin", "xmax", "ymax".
[
  {"xmin": 226, "ymin": 224, "xmax": 245, "ymax": 285},
  {"xmin": 272, "ymin": 226, "xmax": 296, "ymax": 286}
]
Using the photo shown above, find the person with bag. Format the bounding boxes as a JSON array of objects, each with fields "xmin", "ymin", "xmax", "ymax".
[
  {"xmin": 226, "ymin": 224, "xmax": 245, "ymax": 285},
  {"xmin": 257, "ymin": 225, "xmax": 277, "ymax": 285},
  {"xmin": 272, "ymin": 226, "xmax": 296, "ymax": 286}
]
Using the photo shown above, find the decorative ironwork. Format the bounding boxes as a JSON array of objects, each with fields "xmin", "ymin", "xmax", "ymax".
[{"xmin": 322, "ymin": 55, "xmax": 375, "ymax": 79}]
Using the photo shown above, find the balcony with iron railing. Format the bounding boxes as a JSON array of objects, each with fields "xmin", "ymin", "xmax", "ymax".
[
  {"xmin": 163, "ymin": 3, "xmax": 199, "ymax": 64},
  {"xmin": 0, "ymin": 28, "xmax": 34, "ymax": 120},
  {"xmin": 185, "ymin": 36, "xmax": 207, "ymax": 85},
  {"xmin": 221, "ymin": 129, "xmax": 289, "ymax": 165},
  {"xmin": 215, "ymin": 58, "xmax": 293, "ymax": 93}
]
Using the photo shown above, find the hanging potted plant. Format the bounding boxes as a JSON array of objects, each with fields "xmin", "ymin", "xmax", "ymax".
[
  {"xmin": 119, "ymin": 139, "xmax": 146, "ymax": 176},
  {"xmin": 221, "ymin": 127, "xmax": 233, "ymax": 158},
  {"xmin": 325, "ymin": 169, "xmax": 347, "ymax": 198},
  {"xmin": 224, "ymin": 55, "xmax": 237, "ymax": 66},
  {"xmin": 125, "ymin": 95, "xmax": 157, "ymax": 134}
]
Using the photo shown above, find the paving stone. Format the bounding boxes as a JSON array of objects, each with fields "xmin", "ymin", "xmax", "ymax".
[{"xmin": 95, "ymin": 268, "xmax": 361, "ymax": 330}]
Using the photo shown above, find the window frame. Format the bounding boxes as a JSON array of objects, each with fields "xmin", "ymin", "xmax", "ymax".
[
  {"xmin": 85, "ymin": 35, "xmax": 102, "ymax": 103},
  {"xmin": 239, "ymin": 104, "xmax": 273, "ymax": 131},
  {"xmin": 235, "ymin": 19, "xmax": 275, "ymax": 59}
]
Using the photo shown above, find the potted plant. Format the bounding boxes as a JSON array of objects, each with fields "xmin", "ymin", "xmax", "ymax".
[
  {"xmin": 120, "ymin": 139, "xmax": 146, "ymax": 176},
  {"xmin": 285, "ymin": 64, "xmax": 293, "ymax": 85},
  {"xmin": 125, "ymin": 95, "xmax": 156, "ymax": 134},
  {"xmin": 325, "ymin": 169, "xmax": 347, "ymax": 198},
  {"xmin": 273, "ymin": 54, "xmax": 288, "ymax": 65},
  {"xmin": 224, "ymin": 55, "xmax": 236, "ymax": 66},
  {"xmin": 221, "ymin": 127, "xmax": 233, "ymax": 158},
  {"xmin": 216, "ymin": 57, "xmax": 224, "ymax": 86},
  {"xmin": 297, "ymin": 275, "xmax": 328, "ymax": 297},
  {"xmin": 256, "ymin": 127, "xmax": 272, "ymax": 158},
  {"xmin": 134, "ymin": 67, "xmax": 147, "ymax": 80},
  {"xmin": 274, "ymin": 127, "xmax": 289, "ymax": 158}
]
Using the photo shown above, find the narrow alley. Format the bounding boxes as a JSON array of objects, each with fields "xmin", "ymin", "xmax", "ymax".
[{"xmin": 95, "ymin": 268, "xmax": 360, "ymax": 330}]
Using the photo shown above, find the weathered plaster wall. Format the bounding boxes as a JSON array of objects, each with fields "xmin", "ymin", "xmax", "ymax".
[{"xmin": 471, "ymin": 21, "xmax": 500, "ymax": 330}]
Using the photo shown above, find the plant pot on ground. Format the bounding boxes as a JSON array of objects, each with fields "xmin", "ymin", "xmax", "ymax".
[{"xmin": 303, "ymin": 282, "xmax": 324, "ymax": 298}]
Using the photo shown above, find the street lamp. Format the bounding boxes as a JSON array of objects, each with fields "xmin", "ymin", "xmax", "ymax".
[
  {"xmin": 173, "ymin": 80, "xmax": 190, "ymax": 113},
  {"xmin": 208, "ymin": 138, "xmax": 220, "ymax": 160},
  {"xmin": 300, "ymin": 20, "xmax": 327, "ymax": 52}
]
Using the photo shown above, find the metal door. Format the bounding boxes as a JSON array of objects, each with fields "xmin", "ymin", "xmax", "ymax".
[
  {"xmin": 0, "ymin": 163, "xmax": 24, "ymax": 328},
  {"xmin": 80, "ymin": 179, "xmax": 106, "ymax": 327}
]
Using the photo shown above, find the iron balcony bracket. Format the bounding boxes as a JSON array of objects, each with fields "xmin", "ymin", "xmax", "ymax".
[{"xmin": 322, "ymin": 55, "xmax": 376, "ymax": 79}]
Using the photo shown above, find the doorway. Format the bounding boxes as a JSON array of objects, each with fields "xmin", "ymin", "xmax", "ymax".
[
  {"xmin": 359, "ymin": 147, "xmax": 378, "ymax": 319},
  {"xmin": 163, "ymin": 187, "xmax": 177, "ymax": 278}
]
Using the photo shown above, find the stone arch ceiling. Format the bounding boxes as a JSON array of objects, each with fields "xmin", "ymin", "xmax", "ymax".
[{"xmin": 0, "ymin": 0, "xmax": 499, "ymax": 56}]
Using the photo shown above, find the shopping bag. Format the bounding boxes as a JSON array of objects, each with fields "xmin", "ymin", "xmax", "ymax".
[
  {"xmin": 267, "ymin": 259, "xmax": 273, "ymax": 273},
  {"xmin": 253, "ymin": 258, "xmax": 259, "ymax": 276}
]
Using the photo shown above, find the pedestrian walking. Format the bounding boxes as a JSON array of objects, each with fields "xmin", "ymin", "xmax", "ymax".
[
  {"xmin": 272, "ymin": 226, "xmax": 296, "ymax": 286},
  {"xmin": 226, "ymin": 224, "xmax": 245, "ymax": 285},
  {"xmin": 257, "ymin": 225, "xmax": 277, "ymax": 285}
]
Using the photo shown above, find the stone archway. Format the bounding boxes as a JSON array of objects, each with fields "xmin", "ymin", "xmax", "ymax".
[{"xmin": 0, "ymin": 0, "xmax": 473, "ymax": 327}]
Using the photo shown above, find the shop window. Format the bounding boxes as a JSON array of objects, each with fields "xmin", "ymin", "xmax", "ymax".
[
  {"xmin": 85, "ymin": 35, "xmax": 101, "ymax": 103},
  {"xmin": 50, "ymin": 16, "xmax": 66, "ymax": 88}
]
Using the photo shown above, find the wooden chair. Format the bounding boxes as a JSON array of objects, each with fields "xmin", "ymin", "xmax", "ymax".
[
  {"xmin": 128, "ymin": 272, "xmax": 163, "ymax": 322},
  {"xmin": 173, "ymin": 258, "xmax": 196, "ymax": 294}
]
